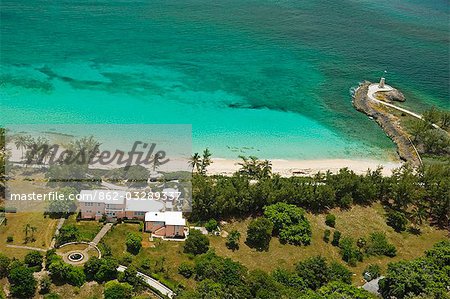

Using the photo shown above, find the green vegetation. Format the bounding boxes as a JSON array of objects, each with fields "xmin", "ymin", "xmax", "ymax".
[
  {"xmin": 205, "ymin": 219, "xmax": 218, "ymax": 232},
  {"xmin": 363, "ymin": 264, "xmax": 381, "ymax": 281},
  {"xmin": 24, "ymin": 250, "xmax": 43, "ymax": 271},
  {"xmin": 245, "ymin": 217, "xmax": 273, "ymax": 251},
  {"xmin": 192, "ymin": 164, "xmax": 450, "ymax": 229},
  {"xmin": 379, "ymin": 240, "xmax": 450, "ymax": 298},
  {"xmin": 264, "ymin": 203, "xmax": 312, "ymax": 246},
  {"xmin": 8, "ymin": 261, "xmax": 37, "ymax": 298},
  {"xmin": 104, "ymin": 281, "xmax": 133, "ymax": 299},
  {"xmin": 325, "ymin": 214, "xmax": 336, "ymax": 227},
  {"xmin": 83, "ymin": 257, "xmax": 118, "ymax": 283},
  {"xmin": 184, "ymin": 229, "xmax": 210, "ymax": 255},
  {"xmin": 226, "ymin": 230, "xmax": 241, "ymax": 251},
  {"xmin": 125, "ymin": 232, "xmax": 142, "ymax": 255}
]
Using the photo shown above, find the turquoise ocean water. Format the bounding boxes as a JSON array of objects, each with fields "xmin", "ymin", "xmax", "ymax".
[{"xmin": 1, "ymin": 0, "xmax": 448, "ymax": 159}]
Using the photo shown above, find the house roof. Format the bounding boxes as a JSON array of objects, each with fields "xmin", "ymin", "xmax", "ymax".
[
  {"xmin": 79, "ymin": 190, "xmax": 126, "ymax": 204},
  {"xmin": 145, "ymin": 211, "xmax": 186, "ymax": 226},
  {"xmin": 125, "ymin": 198, "xmax": 164, "ymax": 212}
]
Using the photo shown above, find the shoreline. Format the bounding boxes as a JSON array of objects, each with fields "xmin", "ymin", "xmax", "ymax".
[{"xmin": 207, "ymin": 157, "xmax": 403, "ymax": 177}]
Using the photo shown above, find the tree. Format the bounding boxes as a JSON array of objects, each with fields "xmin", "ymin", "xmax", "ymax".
[
  {"xmin": 325, "ymin": 214, "xmax": 336, "ymax": 227},
  {"xmin": 200, "ymin": 148, "xmax": 212, "ymax": 175},
  {"xmin": 56, "ymin": 224, "xmax": 79, "ymax": 246},
  {"xmin": 316, "ymin": 281, "xmax": 373, "ymax": 298},
  {"xmin": 125, "ymin": 233, "xmax": 142, "ymax": 255},
  {"xmin": 8, "ymin": 263, "xmax": 37, "ymax": 298},
  {"xmin": 24, "ymin": 250, "xmax": 43, "ymax": 270},
  {"xmin": 83, "ymin": 257, "xmax": 118, "ymax": 283},
  {"xmin": 365, "ymin": 232, "xmax": 397, "ymax": 257},
  {"xmin": 295, "ymin": 256, "xmax": 330, "ymax": 290},
  {"xmin": 205, "ymin": 219, "xmax": 218, "ymax": 233},
  {"xmin": 264, "ymin": 203, "xmax": 311, "ymax": 246},
  {"xmin": 331, "ymin": 231, "xmax": 341, "ymax": 246},
  {"xmin": 379, "ymin": 253, "xmax": 449, "ymax": 298},
  {"xmin": 39, "ymin": 275, "xmax": 52, "ymax": 294},
  {"xmin": 0, "ymin": 253, "xmax": 10, "ymax": 278},
  {"xmin": 104, "ymin": 281, "xmax": 133, "ymax": 299},
  {"xmin": 246, "ymin": 217, "xmax": 273, "ymax": 251},
  {"xmin": 178, "ymin": 262, "xmax": 194, "ymax": 278},
  {"xmin": 386, "ymin": 210, "xmax": 408, "ymax": 232},
  {"xmin": 323, "ymin": 229, "xmax": 331, "ymax": 243},
  {"xmin": 184, "ymin": 229, "xmax": 210, "ymax": 255},
  {"xmin": 23, "ymin": 223, "xmax": 37, "ymax": 243},
  {"xmin": 339, "ymin": 237, "xmax": 363, "ymax": 266},
  {"xmin": 189, "ymin": 152, "xmax": 201, "ymax": 173},
  {"xmin": 226, "ymin": 230, "xmax": 241, "ymax": 251},
  {"xmin": 118, "ymin": 266, "xmax": 142, "ymax": 287}
]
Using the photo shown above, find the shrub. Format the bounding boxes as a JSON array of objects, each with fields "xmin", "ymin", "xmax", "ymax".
[
  {"xmin": 104, "ymin": 281, "xmax": 133, "ymax": 299},
  {"xmin": 325, "ymin": 214, "xmax": 336, "ymax": 227},
  {"xmin": 44, "ymin": 293, "xmax": 61, "ymax": 299},
  {"xmin": 0, "ymin": 253, "xmax": 11, "ymax": 278},
  {"xmin": 366, "ymin": 232, "xmax": 397, "ymax": 257},
  {"xmin": 7, "ymin": 263, "xmax": 37, "ymax": 298},
  {"xmin": 323, "ymin": 229, "xmax": 331, "ymax": 243},
  {"xmin": 331, "ymin": 231, "xmax": 341, "ymax": 246},
  {"xmin": 363, "ymin": 264, "xmax": 381, "ymax": 281},
  {"xmin": 386, "ymin": 210, "xmax": 408, "ymax": 232},
  {"xmin": 39, "ymin": 275, "xmax": 52, "ymax": 294},
  {"xmin": 48, "ymin": 261, "xmax": 86, "ymax": 286},
  {"xmin": 178, "ymin": 262, "xmax": 194, "ymax": 278},
  {"xmin": 184, "ymin": 229, "xmax": 210, "ymax": 255},
  {"xmin": 339, "ymin": 237, "xmax": 363, "ymax": 266},
  {"xmin": 264, "ymin": 203, "xmax": 311, "ymax": 246},
  {"xmin": 205, "ymin": 219, "xmax": 218, "ymax": 232},
  {"xmin": 83, "ymin": 257, "xmax": 118, "ymax": 283},
  {"xmin": 125, "ymin": 233, "xmax": 142, "ymax": 255},
  {"xmin": 120, "ymin": 252, "xmax": 133, "ymax": 266},
  {"xmin": 246, "ymin": 217, "xmax": 273, "ymax": 251},
  {"xmin": 357, "ymin": 237, "xmax": 367, "ymax": 249},
  {"xmin": 6, "ymin": 236, "xmax": 13, "ymax": 243},
  {"xmin": 225, "ymin": 230, "xmax": 241, "ymax": 251},
  {"xmin": 24, "ymin": 250, "xmax": 43, "ymax": 270},
  {"xmin": 56, "ymin": 225, "xmax": 79, "ymax": 246},
  {"xmin": 139, "ymin": 257, "xmax": 152, "ymax": 272}
]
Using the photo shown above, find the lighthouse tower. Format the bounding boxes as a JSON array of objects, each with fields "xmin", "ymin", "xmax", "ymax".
[{"xmin": 378, "ymin": 70, "xmax": 387, "ymax": 88}]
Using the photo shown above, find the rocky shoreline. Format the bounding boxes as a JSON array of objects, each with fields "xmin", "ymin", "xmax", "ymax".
[{"xmin": 352, "ymin": 82, "xmax": 421, "ymax": 166}]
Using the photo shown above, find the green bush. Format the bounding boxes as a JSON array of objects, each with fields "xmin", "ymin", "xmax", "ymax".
[
  {"xmin": 225, "ymin": 230, "xmax": 241, "ymax": 251},
  {"xmin": 39, "ymin": 275, "xmax": 52, "ymax": 294},
  {"xmin": 24, "ymin": 250, "xmax": 43, "ymax": 270},
  {"xmin": 6, "ymin": 236, "xmax": 13, "ymax": 243},
  {"xmin": 331, "ymin": 231, "xmax": 341, "ymax": 246},
  {"xmin": 323, "ymin": 229, "xmax": 331, "ymax": 243},
  {"xmin": 184, "ymin": 229, "xmax": 210, "ymax": 255},
  {"xmin": 325, "ymin": 214, "xmax": 336, "ymax": 227},
  {"xmin": 0, "ymin": 253, "xmax": 11, "ymax": 278},
  {"xmin": 178, "ymin": 262, "xmax": 194, "ymax": 278},
  {"xmin": 104, "ymin": 281, "xmax": 133, "ymax": 299},
  {"xmin": 339, "ymin": 237, "xmax": 363, "ymax": 266},
  {"xmin": 264, "ymin": 203, "xmax": 311, "ymax": 246},
  {"xmin": 366, "ymin": 232, "xmax": 397, "ymax": 257},
  {"xmin": 125, "ymin": 232, "xmax": 142, "ymax": 255},
  {"xmin": 386, "ymin": 210, "xmax": 408, "ymax": 232},
  {"xmin": 205, "ymin": 219, "xmax": 218, "ymax": 232},
  {"xmin": 246, "ymin": 217, "xmax": 273, "ymax": 251}
]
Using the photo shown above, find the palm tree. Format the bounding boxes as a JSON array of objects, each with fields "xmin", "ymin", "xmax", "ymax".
[
  {"xmin": 14, "ymin": 135, "xmax": 28, "ymax": 160},
  {"xmin": 189, "ymin": 152, "xmax": 201, "ymax": 173},
  {"xmin": 200, "ymin": 148, "xmax": 212, "ymax": 175},
  {"xmin": 411, "ymin": 204, "xmax": 427, "ymax": 229},
  {"xmin": 23, "ymin": 223, "xmax": 31, "ymax": 243}
]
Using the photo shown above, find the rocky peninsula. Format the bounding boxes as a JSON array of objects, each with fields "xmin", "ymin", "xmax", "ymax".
[{"xmin": 352, "ymin": 81, "xmax": 422, "ymax": 166}]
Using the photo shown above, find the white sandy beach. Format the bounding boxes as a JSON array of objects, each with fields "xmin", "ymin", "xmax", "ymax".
[{"xmin": 207, "ymin": 158, "xmax": 403, "ymax": 177}]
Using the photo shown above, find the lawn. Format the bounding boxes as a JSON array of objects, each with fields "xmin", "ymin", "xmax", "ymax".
[
  {"xmin": 210, "ymin": 203, "xmax": 448, "ymax": 285},
  {"xmin": 64, "ymin": 214, "xmax": 103, "ymax": 242},
  {"xmin": 0, "ymin": 212, "xmax": 58, "ymax": 259},
  {"xmin": 101, "ymin": 223, "xmax": 195, "ymax": 290}
]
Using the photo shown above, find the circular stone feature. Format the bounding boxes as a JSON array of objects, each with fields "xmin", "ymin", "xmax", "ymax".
[{"xmin": 68, "ymin": 252, "xmax": 84, "ymax": 262}]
